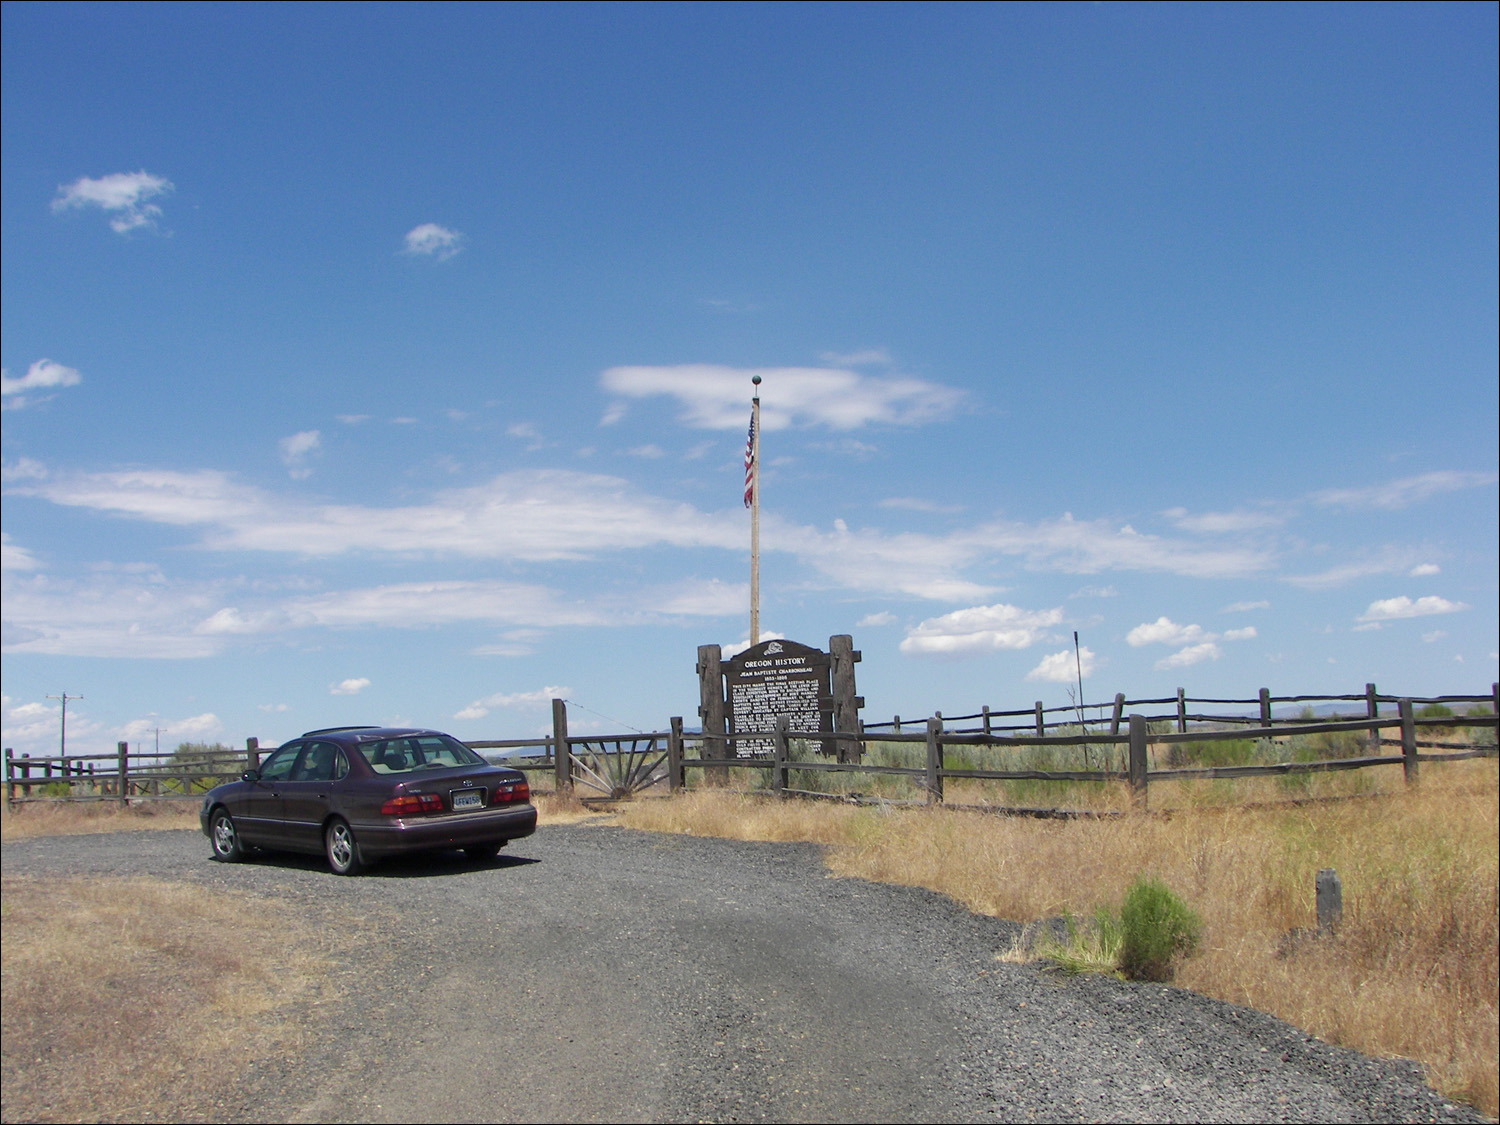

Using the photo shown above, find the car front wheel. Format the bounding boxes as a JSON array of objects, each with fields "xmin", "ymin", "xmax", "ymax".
[
  {"xmin": 210, "ymin": 809, "xmax": 244, "ymax": 862},
  {"xmin": 325, "ymin": 818, "xmax": 363, "ymax": 876}
]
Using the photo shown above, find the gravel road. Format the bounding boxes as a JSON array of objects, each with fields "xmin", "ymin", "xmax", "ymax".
[{"xmin": 2, "ymin": 822, "xmax": 1484, "ymax": 1124}]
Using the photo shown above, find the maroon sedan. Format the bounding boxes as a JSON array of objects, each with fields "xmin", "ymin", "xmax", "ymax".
[{"xmin": 200, "ymin": 726, "xmax": 537, "ymax": 874}]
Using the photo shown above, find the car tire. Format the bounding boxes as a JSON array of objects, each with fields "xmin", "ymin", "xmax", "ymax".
[
  {"xmin": 325, "ymin": 818, "xmax": 363, "ymax": 876},
  {"xmin": 465, "ymin": 841, "xmax": 503, "ymax": 862},
  {"xmin": 210, "ymin": 808, "xmax": 244, "ymax": 863}
]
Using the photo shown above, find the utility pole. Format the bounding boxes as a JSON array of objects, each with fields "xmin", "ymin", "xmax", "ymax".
[
  {"xmin": 47, "ymin": 692, "xmax": 82, "ymax": 758},
  {"xmin": 748, "ymin": 374, "xmax": 762, "ymax": 647}
]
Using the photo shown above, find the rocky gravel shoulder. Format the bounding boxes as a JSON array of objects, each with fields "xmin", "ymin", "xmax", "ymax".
[{"xmin": 1, "ymin": 823, "xmax": 1486, "ymax": 1124}]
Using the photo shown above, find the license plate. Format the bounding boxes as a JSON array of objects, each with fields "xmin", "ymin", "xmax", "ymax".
[{"xmin": 451, "ymin": 790, "xmax": 483, "ymax": 811}]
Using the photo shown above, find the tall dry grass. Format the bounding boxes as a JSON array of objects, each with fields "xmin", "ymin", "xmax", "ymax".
[
  {"xmin": 1, "ymin": 875, "xmax": 339, "ymax": 1123},
  {"xmin": 614, "ymin": 760, "xmax": 1499, "ymax": 1116}
]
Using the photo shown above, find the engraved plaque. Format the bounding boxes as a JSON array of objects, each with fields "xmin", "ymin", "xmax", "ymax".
[{"xmin": 724, "ymin": 639, "xmax": 833, "ymax": 757}]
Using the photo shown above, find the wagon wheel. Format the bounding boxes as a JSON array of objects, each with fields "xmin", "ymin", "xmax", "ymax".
[{"xmin": 570, "ymin": 737, "xmax": 669, "ymax": 798}]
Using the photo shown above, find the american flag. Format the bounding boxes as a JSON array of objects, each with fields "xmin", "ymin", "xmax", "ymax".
[{"xmin": 743, "ymin": 411, "xmax": 757, "ymax": 508}]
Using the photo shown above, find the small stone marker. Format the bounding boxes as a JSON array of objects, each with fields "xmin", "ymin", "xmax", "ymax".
[{"xmin": 1316, "ymin": 867, "xmax": 1342, "ymax": 934}]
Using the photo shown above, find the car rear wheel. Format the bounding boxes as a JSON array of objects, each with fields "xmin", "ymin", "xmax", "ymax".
[
  {"xmin": 465, "ymin": 841, "xmax": 503, "ymax": 861},
  {"xmin": 210, "ymin": 809, "xmax": 244, "ymax": 862},
  {"xmin": 325, "ymin": 818, "xmax": 363, "ymax": 876}
]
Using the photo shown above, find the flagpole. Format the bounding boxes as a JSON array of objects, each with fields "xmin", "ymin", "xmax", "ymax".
[{"xmin": 750, "ymin": 375, "xmax": 761, "ymax": 646}]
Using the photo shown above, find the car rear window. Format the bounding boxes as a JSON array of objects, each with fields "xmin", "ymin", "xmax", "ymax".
[{"xmin": 357, "ymin": 735, "xmax": 485, "ymax": 774}]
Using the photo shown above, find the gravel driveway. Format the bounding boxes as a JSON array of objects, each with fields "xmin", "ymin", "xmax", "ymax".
[{"xmin": 1, "ymin": 822, "xmax": 1482, "ymax": 1124}]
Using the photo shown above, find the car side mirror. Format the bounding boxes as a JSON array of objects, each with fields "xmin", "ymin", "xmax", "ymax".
[{"xmin": 241, "ymin": 769, "xmax": 260, "ymax": 782}]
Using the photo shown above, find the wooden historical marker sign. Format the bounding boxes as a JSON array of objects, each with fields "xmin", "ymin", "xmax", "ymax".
[{"xmin": 724, "ymin": 639, "xmax": 833, "ymax": 757}]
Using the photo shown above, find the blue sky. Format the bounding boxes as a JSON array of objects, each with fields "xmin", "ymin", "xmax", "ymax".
[{"xmin": 3, "ymin": 2, "xmax": 1496, "ymax": 756}]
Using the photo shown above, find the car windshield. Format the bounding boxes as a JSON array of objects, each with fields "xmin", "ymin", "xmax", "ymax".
[{"xmin": 357, "ymin": 735, "xmax": 486, "ymax": 774}]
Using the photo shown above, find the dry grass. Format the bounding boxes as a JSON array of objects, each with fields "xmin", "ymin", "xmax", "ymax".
[
  {"xmin": 0, "ymin": 874, "xmax": 339, "ymax": 1123},
  {"xmin": 613, "ymin": 760, "xmax": 1499, "ymax": 1117},
  {"xmin": 1, "ymin": 800, "xmax": 201, "ymax": 843}
]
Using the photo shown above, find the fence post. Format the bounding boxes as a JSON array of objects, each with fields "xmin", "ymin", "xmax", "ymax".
[
  {"xmin": 246, "ymin": 736, "xmax": 260, "ymax": 773},
  {"xmin": 1128, "ymin": 714, "xmax": 1148, "ymax": 805},
  {"xmin": 1316, "ymin": 868, "xmax": 1343, "ymax": 934},
  {"xmin": 552, "ymin": 698, "xmax": 572, "ymax": 793},
  {"xmin": 772, "ymin": 715, "xmax": 789, "ymax": 797},
  {"xmin": 117, "ymin": 741, "xmax": 129, "ymax": 805},
  {"xmin": 1364, "ymin": 682, "xmax": 1379, "ymax": 755},
  {"xmin": 982, "ymin": 705, "xmax": 991, "ymax": 736},
  {"xmin": 925, "ymin": 717, "xmax": 943, "ymax": 805},
  {"xmin": 1176, "ymin": 688, "xmax": 1187, "ymax": 733},
  {"xmin": 1399, "ymin": 699, "xmax": 1418, "ymax": 786},
  {"xmin": 668, "ymin": 716, "xmax": 684, "ymax": 792},
  {"xmin": 1109, "ymin": 693, "xmax": 1125, "ymax": 737},
  {"xmin": 893, "ymin": 715, "xmax": 901, "ymax": 733},
  {"xmin": 1259, "ymin": 688, "xmax": 1273, "ymax": 727},
  {"xmin": 4, "ymin": 747, "xmax": 12, "ymax": 803},
  {"xmin": 1034, "ymin": 702, "xmax": 1045, "ymax": 736}
]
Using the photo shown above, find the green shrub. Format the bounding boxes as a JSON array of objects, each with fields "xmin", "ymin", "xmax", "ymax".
[
  {"xmin": 1118, "ymin": 877, "xmax": 1201, "ymax": 982},
  {"xmin": 1418, "ymin": 703, "xmax": 1455, "ymax": 719}
]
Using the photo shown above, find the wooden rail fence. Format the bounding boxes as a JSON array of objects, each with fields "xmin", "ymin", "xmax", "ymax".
[{"xmin": 7, "ymin": 684, "xmax": 1496, "ymax": 808}]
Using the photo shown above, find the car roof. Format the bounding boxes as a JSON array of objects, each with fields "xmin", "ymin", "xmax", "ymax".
[{"xmin": 298, "ymin": 726, "xmax": 449, "ymax": 742}]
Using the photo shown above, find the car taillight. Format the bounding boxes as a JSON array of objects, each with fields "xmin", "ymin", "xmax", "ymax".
[
  {"xmin": 492, "ymin": 780, "xmax": 530, "ymax": 804},
  {"xmin": 380, "ymin": 792, "xmax": 444, "ymax": 816}
]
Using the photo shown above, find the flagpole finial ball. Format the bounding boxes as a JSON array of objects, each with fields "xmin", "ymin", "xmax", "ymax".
[{"xmin": 752, "ymin": 375, "xmax": 761, "ymax": 386}]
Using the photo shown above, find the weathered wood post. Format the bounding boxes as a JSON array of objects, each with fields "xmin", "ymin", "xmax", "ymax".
[
  {"xmin": 696, "ymin": 644, "xmax": 728, "ymax": 785},
  {"xmin": 1109, "ymin": 693, "xmax": 1125, "ymax": 736},
  {"xmin": 1259, "ymin": 688, "xmax": 1273, "ymax": 728},
  {"xmin": 772, "ymin": 714, "xmax": 790, "ymax": 797},
  {"xmin": 1034, "ymin": 702, "xmax": 1045, "ymax": 737},
  {"xmin": 829, "ymin": 634, "xmax": 864, "ymax": 764},
  {"xmin": 552, "ymin": 697, "xmax": 572, "ymax": 793},
  {"xmin": 982, "ymin": 706, "xmax": 991, "ymax": 736},
  {"xmin": 1176, "ymin": 688, "xmax": 1187, "ymax": 734},
  {"xmin": 893, "ymin": 715, "xmax": 901, "ymax": 733},
  {"xmin": 1316, "ymin": 868, "xmax": 1343, "ymax": 934},
  {"xmin": 4, "ymin": 747, "xmax": 13, "ymax": 803},
  {"xmin": 668, "ymin": 716, "xmax": 684, "ymax": 793},
  {"xmin": 246, "ymin": 736, "xmax": 260, "ymax": 773},
  {"xmin": 1128, "ymin": 714, "xmax": 1149, "ymax": 805},
  {"xmin": 925, "ymin": 716, "xmax": 944, "ymax": 806},
  {"xmin": 117, "ymin": 741, "xmax": 129, "ymax": 806},
  {"xmin": 1399, "ymin": 698, "xmax": 1418, "ymax": 786},
  {"xmin": 1365, "ymin": 683, "xmax": 1380, "ymax": 756}
]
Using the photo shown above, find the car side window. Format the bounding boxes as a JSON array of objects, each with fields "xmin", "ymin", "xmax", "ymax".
[
  {"xmin": 292, "ymin": 741, "xmax": 342, "ymax": 782},
  {"xmin": 258, "ymin": 745, "xmax": 301, "ymax": 782}
]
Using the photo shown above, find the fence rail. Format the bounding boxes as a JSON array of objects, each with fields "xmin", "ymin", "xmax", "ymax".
[{"xmin": 7, "ymin": 684, "xmax": 1496, "ymax": 809}]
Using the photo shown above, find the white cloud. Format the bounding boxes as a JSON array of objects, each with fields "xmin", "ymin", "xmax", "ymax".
[
  {"xmin": 1, "ymin": 534, "xmax": 42, "ymax": 572},
  {"xmin": 52, "ymin": 171, "xmax": 173, "ymax": 233},
  {"xmin": 857, "ymin": 611, "xmax": 897, "ymax": 627},
  {"xmin": 1161, "ymin": 506, "xmax": 1284, "ymax": 533},
  {"xmin": 455, "ymin": 685, "xmax": 567, "ymax": 721},
  {"xmin": 1126, "ymin": 617, "xmax": 1207, "ymax": 648},
  {"xmin": 1069, "ymin": 585, "xmax": 1118, "ymax": 599},
  {"xmin": 403, "ymin": 223, "xmax": 463, "ymax": 260},
  {"xmin": 1409, "ymin": 563, "xmax": 1441, "ymax": 577},
  {"xmin": 1, "ymin": 360, "xmax": 83, "ymax": 406},
  {"xmin": 627, "ymin": 444, "xmax": 665, "ymax": 459},
  {"xmin": 1026, "ymin": 646, "xmax": 1096, "ymax": 683},
  {"xmin": 279, "ymin": 430, "xmax": 321, "ymax": 478},
  {"xmin": 600, "ymin": 364, "xmax": 964, "ymax": 431},
  {"xmin": 1222, "ymin": 626, "xmax": 1258, "ymax": 642},
  {"xmin": 900, "ymin": 603, "xmax": 1062, "ymax": 656},
  {"xmin": 1221, "ymin": 600, "xmax": 1270, "ymax": 613},
  {"xmin": 1155, "ymin": 642, "xmax": 1222, "ymax": 670},
  {"xmin": 330, "ymin": 677, "xmax": 370, "ymax": 696},
  {"xmin": 1358, "ymin": 595, "xmax": 1469, "ymax": 622},
  {"xmin": 722, "ymin": 632, "xmax": 787, "ymax": 660},
  {"xmin": 1422, "ymin": 630, "xmax": 1448, "ymax": 643},
  {"xmin": 1309, "ymin": 470, "xmax": 1497, "ymax": 511}
]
